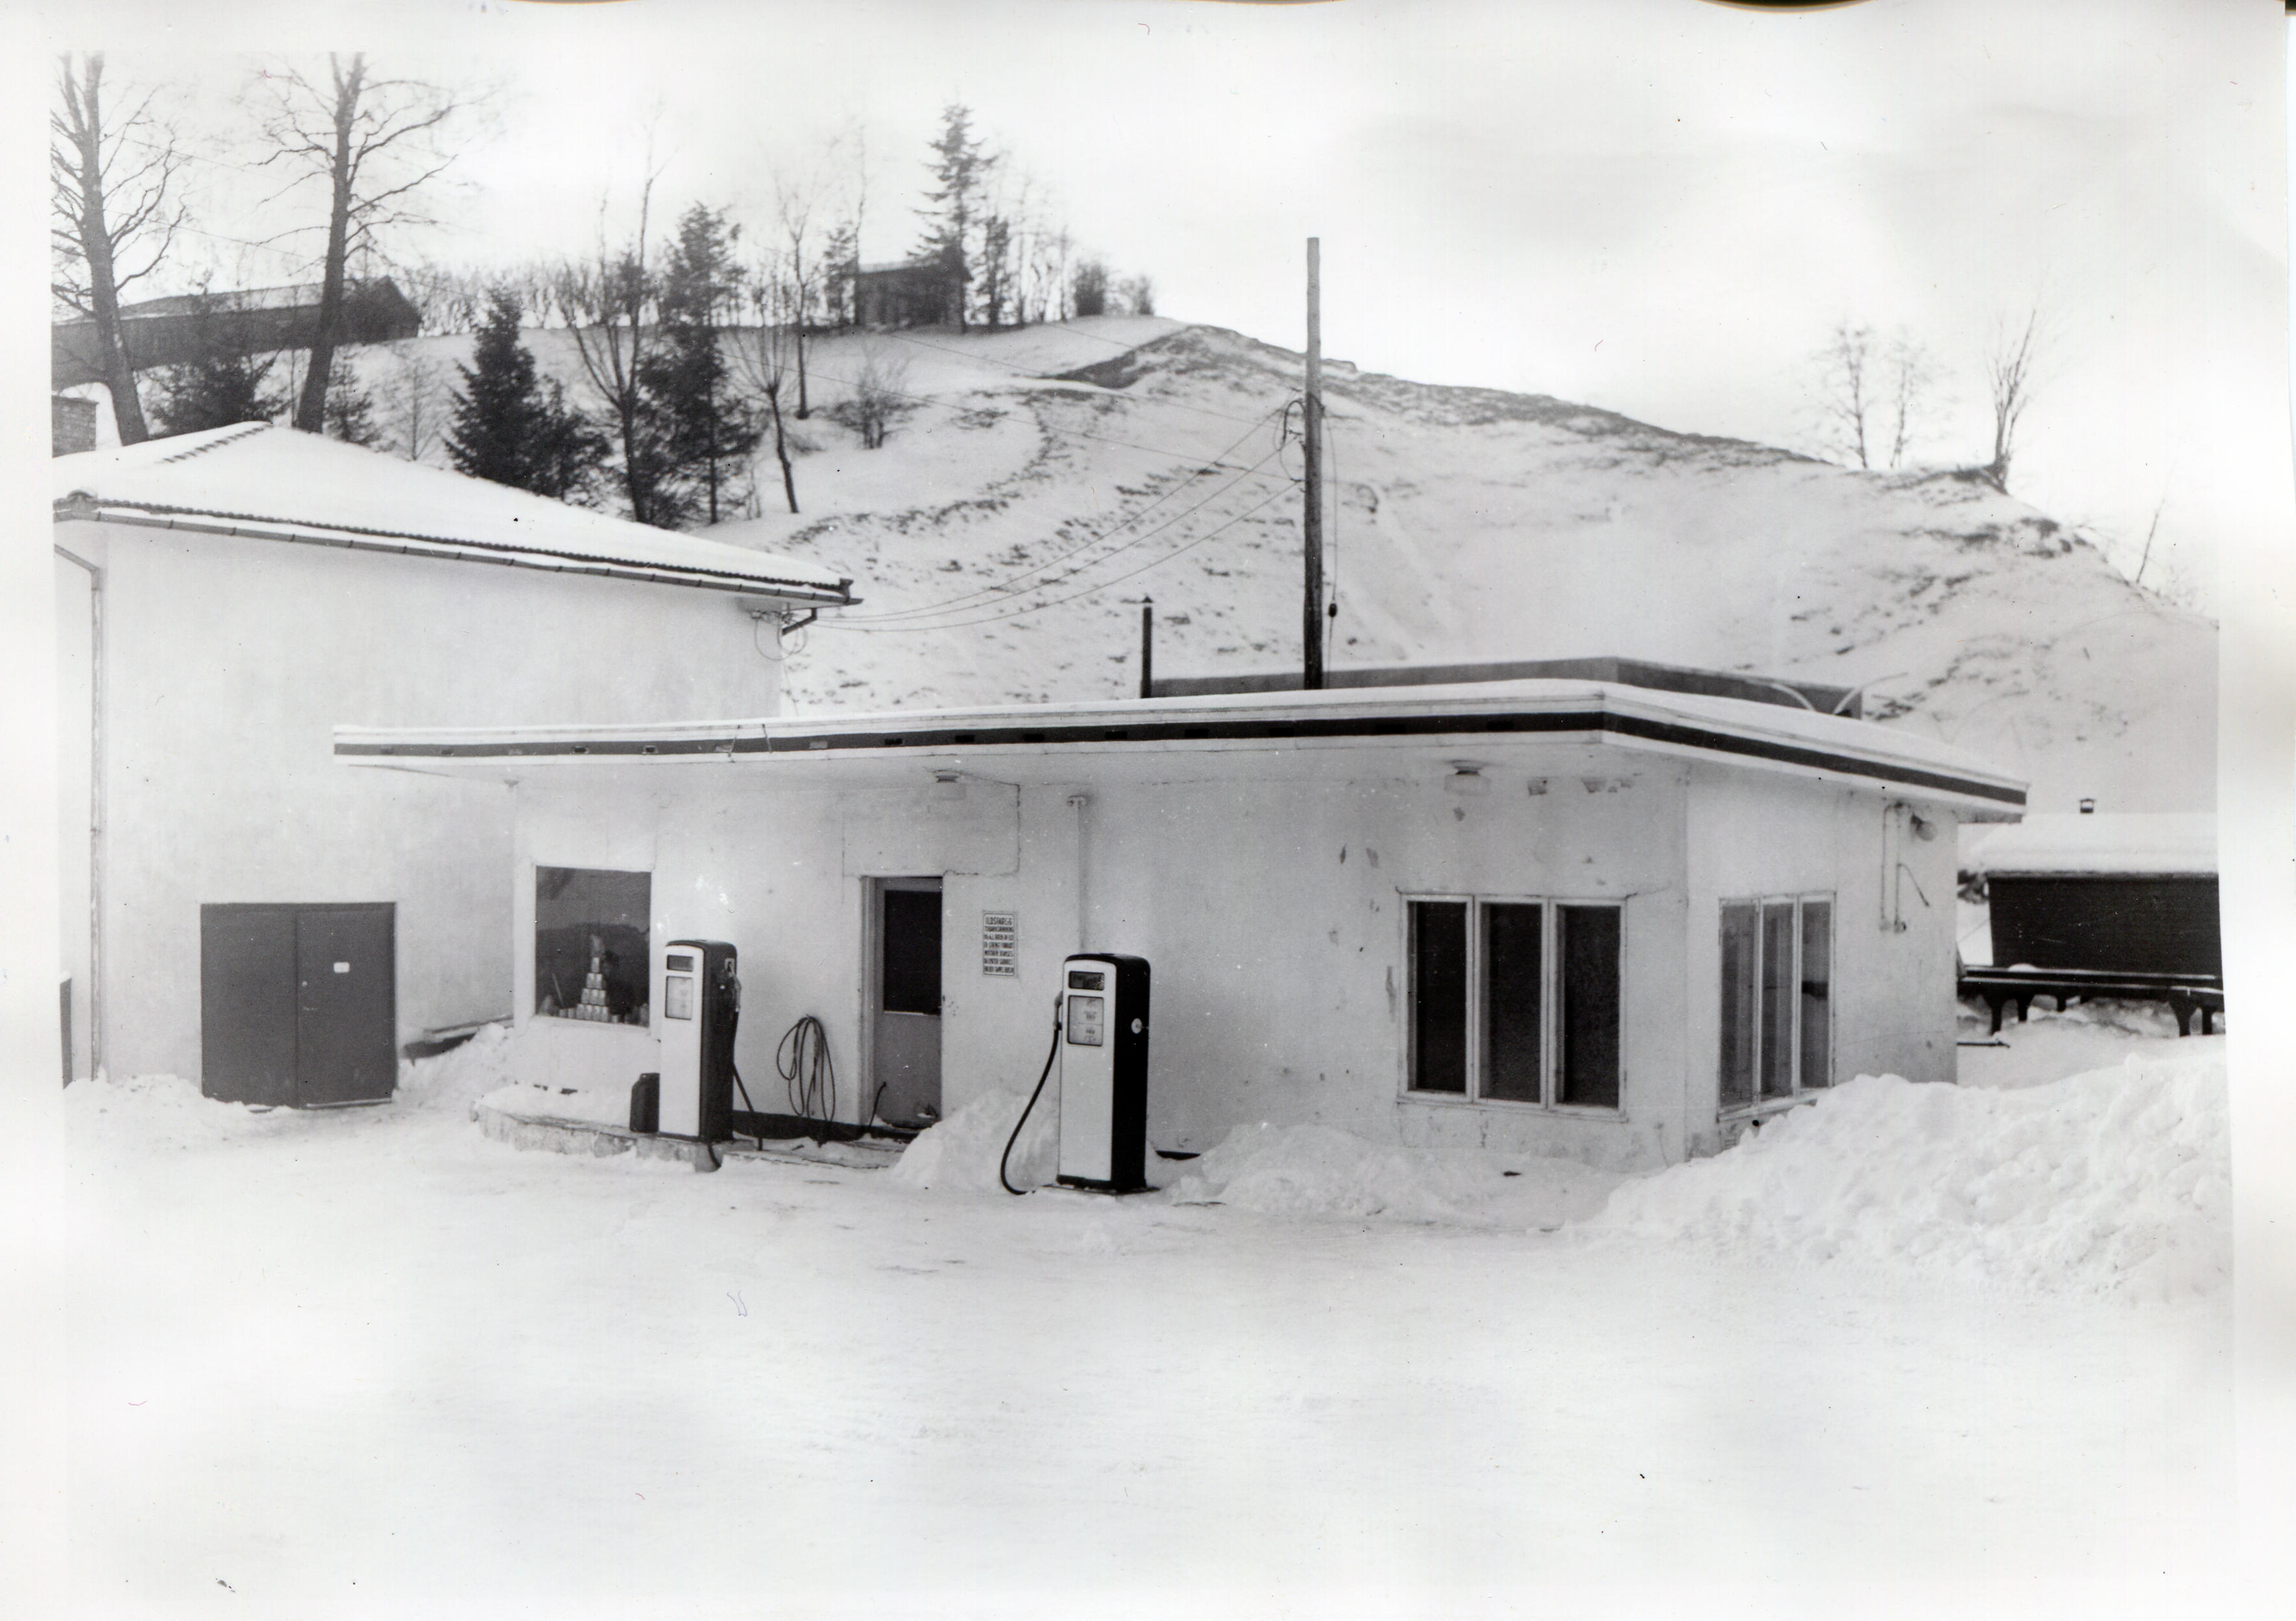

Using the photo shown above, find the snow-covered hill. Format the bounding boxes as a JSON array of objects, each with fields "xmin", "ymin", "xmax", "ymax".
[{"xmin": 357, "ymin": 318, "xmax": 2215, "ymax": 811}]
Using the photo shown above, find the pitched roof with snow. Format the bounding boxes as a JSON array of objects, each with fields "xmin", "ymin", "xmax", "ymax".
[
  {"xmin": 1966, "ymin": 812, "xmax": 2214, "ymax": 877},
  {"xmin": 337, "ymin": 677, "xmax": 2029, "ymax": 819},
  {"xmin": 53, "ymin": 423, "xmax": 855, "ymax": 605}
]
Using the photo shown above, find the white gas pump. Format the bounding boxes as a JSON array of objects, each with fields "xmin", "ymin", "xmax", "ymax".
[
  {"xmin": 657, "ymin": 939, "xmax": 739, "ymax": 1140},
  {"xmin": 1055, "ymin": 953, "xmax": 1150, "ymax": 1192}
]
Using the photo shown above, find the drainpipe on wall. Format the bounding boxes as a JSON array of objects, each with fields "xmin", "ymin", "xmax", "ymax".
[
  {"xmin": 1069, "ymin": 792, "xmax": 1091, "ymax": 952},
  {"xmin": 55, "ymin": 542, "xmax": 103, "ymax": 1081}
]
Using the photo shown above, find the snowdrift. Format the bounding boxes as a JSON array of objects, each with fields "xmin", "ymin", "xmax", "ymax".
[
  {"xmin": 892, "ymin": 1091, "xmax": 1623, "ymax": 1224},
  {"xmin": 1586, "ymin": 1052, "xmax": 2229, "ymax": 1301},
  {"xmin": 888, "ymin": 1085, "xmax": 1061, "ymax": 1194},
  {"xmin": 401, "ymin": 1020, "xmax": 520, "ymax": 1111}
]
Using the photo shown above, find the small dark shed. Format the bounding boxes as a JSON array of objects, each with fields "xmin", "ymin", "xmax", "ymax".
[
  {"xmin": 1973, "ymin": 813, "xmax": 2219, "ymax": 976},
  {"xmin": 854, "ymin": 258, "xmax": 954, "ymax": 328},
  {"xmin": 52, "ymin": 279, "xmax": 422, "ymax": 389}
]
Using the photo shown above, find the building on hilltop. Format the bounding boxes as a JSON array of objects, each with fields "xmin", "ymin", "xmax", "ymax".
[
  {"xmin": 54, "ymin": 422, "xmax": 857, "ymax": 1100},
  {"xmin": 51, "ymin": 278, "xmax": 422, "ymax": 391},
  {"xmin": 853, "ymin": 257, "xmax": 955, "ymax": 329}
]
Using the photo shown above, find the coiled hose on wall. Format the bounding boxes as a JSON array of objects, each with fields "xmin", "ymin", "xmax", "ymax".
[{"xmin": 777, "ymin": 1014, "xmax": 836, "ymax": 1134}]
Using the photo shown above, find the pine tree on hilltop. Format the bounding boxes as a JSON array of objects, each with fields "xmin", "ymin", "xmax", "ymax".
[
  {"xmin": 448, "ymin": 288, "xmax": 606, "ymax": 501},
  {"xmin": 638, "ymin": 205, "xmax": 759, "ymax": 527},
  {"xmin": 324, "ymin": 366, "xmax": 381, "ymax": 447},
  {"xmin": 918, "ymin": 103, "xmax": 993, "ymax": 331},
  {"xmin": 148, "ymin": 293, "xmax": 286, "ymax": 437}
]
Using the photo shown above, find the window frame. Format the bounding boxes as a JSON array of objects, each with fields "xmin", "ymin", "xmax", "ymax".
[
  {"xmin": 1401, "ymin": 892, "xmax": 1625, "ymax": 1114},
  {"xmin": 533, "ymin": 865, "xmax": 653, "ymax": 1030},
  {"xmin": 1717, "ymin": 891, "xmax": 1835, "ymax": 1117}
]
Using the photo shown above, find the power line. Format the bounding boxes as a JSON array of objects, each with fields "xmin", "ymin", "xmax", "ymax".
[
  {"xmin": 834, "ymin": 442, "xmax": 1287, "ymax": 627},
  {"xmin": 823, "ymin": 479, "xmax": 1294, "ymax": 635},
  {"xmin": 856, "ymin": 325, "xmax": 1276, "ymax": 430},
  {"xmin": 768, "ymin": 355, "xmax": 1281, "ymax": 477},
  {"xmin": 832, "ymin": 407, "xmax": 1288, "ymax": 623}
]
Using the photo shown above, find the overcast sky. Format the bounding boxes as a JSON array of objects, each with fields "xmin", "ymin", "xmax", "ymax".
[{"xmin": 35, "ymin": 0, "xmax": 2293, "ymax": 604}]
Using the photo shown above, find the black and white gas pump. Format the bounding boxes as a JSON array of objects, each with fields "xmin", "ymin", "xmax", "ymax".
[
  {"xmin": 658, "ymin": 939, "xmax": 739, "ymax": 1140},
  {"xmin": 998, "ymin": 952, "xmax": 1152, "ymax": 1196},
  {"xmin": 1055, "ymin": 953, "xmax": 1151, "ymax": 1192}
]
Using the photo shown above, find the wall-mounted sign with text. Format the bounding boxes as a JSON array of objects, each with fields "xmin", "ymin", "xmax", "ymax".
[{"xmin": 981, "ymin": 911, "xmax": 1019, "ymax": 976}]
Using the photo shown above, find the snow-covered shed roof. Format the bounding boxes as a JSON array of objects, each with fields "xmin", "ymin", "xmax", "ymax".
[
  {"xmin": 337, "ymin": 677, "xmax": 2028, "ymax": 819},
  {"xmin": 1966, "ymin": 812, "xmax": 2214, "ymax": 877},
  {"xmin": 53, "ymin": 422, "xmax": 855, "ymax": 606}
]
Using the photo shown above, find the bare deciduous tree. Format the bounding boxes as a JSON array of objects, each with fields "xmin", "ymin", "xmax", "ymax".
[
  {"xmin": 732, "ymin": 262, "xmax": 803, "ymax": 514},
  {"xmin": 398, "ymin": 263, "xmax": 490, "ymax": 336},
  {"xmin": 1881, "ymin": 330, "xmax": 1940, "ymax": 470},
  {"xmin": 828, "ymin": 343, "xmax": 911, "ymax": 450},
  {"xmin": 248, "ymin": 54, "xmax": 467, "ymax": 434},
  {"xmin": 51, "ymin": 53, "xmax": 187, "ymax": 445},
  {"xmin": 377, "ymin": 341, "xmax": 448, "ymax": 462},
  {"xmin": 1983, "ymin": 302, "xmax": 2046, "ymax": 490},
  {"xmin": 1809, "ymin": 319, "xmax": 1943, "ymax": 471},
  {"xmin": 555, "ymin": 173, "xmax": 668, "ymax": 523},
  {"xmin": 770, "ymin": 157, "xmax": 834, "ymax": 417},
  {"xmin": 1809, "ymin": 320, "xmax": 1878, "ymax": 469}
]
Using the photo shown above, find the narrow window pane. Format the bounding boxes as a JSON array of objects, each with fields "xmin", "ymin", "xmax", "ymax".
[
  {"xmin": 1760, "ymin": 902, "xmax": 1796, "ymax": 1098},
  {"xmin": 880, "ymin": 887, "xmax": 943, "ymax": 1015},
  {"xmin": 1410, "ymin": 901, "xmax": 1468, "ymax": 1094},
  {"xmin": 1719, "ymin": 902, "xmax": 1758, "ymax": 1107},
  {"xmin": 1799, "ymin": 900, "xmax": 1833, "ymax": 1090},
  {"xmin": 1557, "ymin": 905, "xmax": 1622, "ymax": 1108},
  {"xmin": 1481, "ymin": 903, "xmax": 1543, "ymax": 1101}
]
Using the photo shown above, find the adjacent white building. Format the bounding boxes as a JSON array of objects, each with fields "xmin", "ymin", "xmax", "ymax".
[
  {"xmin": 54, "ymin": 422, "xmax": 854, "ymax": 1098},
  {"xmin": 339, "ymin": 677, "xmax": 2024, "ymax": 1168}
]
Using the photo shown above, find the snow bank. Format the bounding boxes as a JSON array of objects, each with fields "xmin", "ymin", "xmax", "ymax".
[
  {"xmin": 1167, "ymin": 1123, "xmax": 1477, "ymax": 1222},
  {"xmin": 64, "ymin": 1071, "xmax": 261, "ymax": 1153},
  {"xmin": 1588, "ymin": 1053, "xmax": 2229, "ymax": 1301},
  {"xmin": 888, "ymin": 1085, "xmax": 1060, "ymax": 1194},
  {"xmin": 1959, "ymin": 1003, "xmax": 2216, "ymax": 1092},
  {"xmin": 398, "ymin": 1020, "xmax": 519, "ymax": 1112},
  {"xmin": 891, "ymin": 1092, "xmax": 1623, "ymax": 1227},
  {"xmin": 1168, "ymin": 1123, "xmax": 1623, "ymax": 1226}
]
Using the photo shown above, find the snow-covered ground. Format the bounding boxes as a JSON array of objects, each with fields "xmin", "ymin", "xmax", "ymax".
[{"xmin": 65, "ymin": 1013, "xmax": 2230, "ymax": 1616}]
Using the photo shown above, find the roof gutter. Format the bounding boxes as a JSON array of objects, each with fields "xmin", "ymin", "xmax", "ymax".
[
  {"xmin": 337, "ymin": 702, "xmax": 2027, "ymax": 810},
  {"xmin": 53, "ymin": 498, "xmax": 857, "ymax": 607}
]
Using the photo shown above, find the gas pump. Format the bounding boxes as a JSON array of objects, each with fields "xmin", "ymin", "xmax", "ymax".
[
  {"xmin": 658, "ymin": 939, "xmax": 739, "ymax": 1140},
  {"xmin": 1055, "ymin": 953, "xmax": 1150, "ymax": 1192}
]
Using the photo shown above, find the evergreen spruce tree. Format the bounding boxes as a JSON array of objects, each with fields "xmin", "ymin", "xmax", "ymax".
[
  {"xmin": 148, "ymin": 294, "xmax": 285, "ymax": 437},
  {"xmin": 448, "ymin": 288, "xmax": 606, "ymax": 501},
  {"xmin": 324, "ymin": 366, "xmax": 381, "ymax": 447},
  {"xmin": 918, "ymin": 104, "xmax": 992, "ymax": 329},
  {"xmin": 638, "ymin": 206, "xmax": 759, "ymax": 527},
  {"xmin": 1070, "ymin": 258, "xmax": 1109, "ymax": 318}
]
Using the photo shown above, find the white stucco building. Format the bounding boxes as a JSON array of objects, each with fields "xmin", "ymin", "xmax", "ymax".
[
  {"xmin": 340, "ymin": 677, "xmax": 2024, "ymax": 1168},
  {"xmin": 54, "ymin": 422, "xmax": 854, "ymax": 1099}
]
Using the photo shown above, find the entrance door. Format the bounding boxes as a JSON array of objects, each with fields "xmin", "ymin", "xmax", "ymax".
[
  {"xmin": 871, "ymin": 878, "xmax": 943, "ymax": 1128},
  {"xmin": 201, "ymin": 904, "xmax": 396, "ymax": 1107}
]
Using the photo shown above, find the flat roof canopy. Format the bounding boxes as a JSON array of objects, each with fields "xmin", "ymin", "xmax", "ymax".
[{"xmin": 339, "ymin": 679, "xmax": 2027, "ymax": 819}]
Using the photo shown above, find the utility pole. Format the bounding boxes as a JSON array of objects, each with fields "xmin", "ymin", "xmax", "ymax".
[
  {"xmin": 1139, "ymin": 595, "xmax": 1154, "ymax": 699},
  {"xmin": 1302, "ymin": 237, "xmax": 1324, "ymax": 690}
]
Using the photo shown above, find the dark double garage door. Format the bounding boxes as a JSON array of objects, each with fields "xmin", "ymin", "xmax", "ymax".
[{"xmin": 200, "ymin": 903, "xmax": 396, "ymax": 1107}]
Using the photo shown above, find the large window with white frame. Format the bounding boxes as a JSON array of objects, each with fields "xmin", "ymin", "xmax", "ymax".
[
  {"xmin": 1719, "ymin": 894, "xmax": 1832, "ymax": 1110},
  {"xmin": 1405, "ymin": 897, "xmax": 1623, "ymax": 1109},
  {"xmin": 535, "ymin": 866, "xmax": 651, "ymax": 1027}
]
